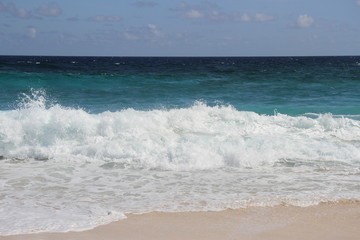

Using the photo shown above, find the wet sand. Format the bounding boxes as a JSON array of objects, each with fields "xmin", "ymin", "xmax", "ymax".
[{"xmin": 1, "ymin": 201, "xmax": 360, "ymax": 240}]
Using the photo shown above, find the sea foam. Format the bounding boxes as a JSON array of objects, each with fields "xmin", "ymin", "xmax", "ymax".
[
  {"xmin": 1, "ymin": 90, "xmax": 360, "ymax": 170},
  {"xmin": 1, "ymin": 90, "xmax": 360, "ymax": 235}
]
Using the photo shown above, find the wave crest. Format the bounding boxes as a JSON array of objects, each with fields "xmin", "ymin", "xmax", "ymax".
[{"xmin": 1, "ymin": 92, "xmax": 360, "ymax": 170}]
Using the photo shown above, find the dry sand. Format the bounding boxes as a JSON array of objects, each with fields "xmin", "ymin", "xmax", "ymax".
[{"xmin": 1, "ymin": 201, "xmax": 359, "ymax": 240}]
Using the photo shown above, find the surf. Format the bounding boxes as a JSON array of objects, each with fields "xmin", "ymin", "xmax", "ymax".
[{"xmin": 1, "ymin": 90, "xmax": 360, "ymax": 170}]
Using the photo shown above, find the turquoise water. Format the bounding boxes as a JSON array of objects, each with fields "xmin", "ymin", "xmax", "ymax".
[
  {"xmin": 1, "ymin": 56, "xmax": 360, "ymax": 115},
  {"xmin": 0, "ymin": 56, "xmax": 360, "ymax": 235}
]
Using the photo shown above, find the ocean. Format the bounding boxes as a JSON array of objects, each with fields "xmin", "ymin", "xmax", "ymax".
[{"xmin": 0, "ymin": 56, "xmax": 360, "ymax": 235}]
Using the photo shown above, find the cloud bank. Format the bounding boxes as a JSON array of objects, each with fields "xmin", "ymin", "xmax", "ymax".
[
  {"xmin": 36, "ymin": 2, "xmax": 62, "ymax": 17},
  {"xmin": 0, "ymin": 1, "xmax": 62, "ymax": 19},
  {"xmin": 0, "ymin": 1, "xmax": 36, "ymax": 19},
  {"xmin": 172, "ymin": 2, "xmax": 275, "ymax": 23}
]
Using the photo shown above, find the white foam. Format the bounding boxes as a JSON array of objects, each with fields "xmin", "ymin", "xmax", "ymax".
[
  {"xmin": 1, "ymin": 97, "xmax": 360, "ymax": 169},
  {"xmin": 1, "ymin": 92, "xmax": 360, "ymax": 235}
]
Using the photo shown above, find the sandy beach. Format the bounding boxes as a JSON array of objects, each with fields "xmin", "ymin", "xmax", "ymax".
[{"xmin": 1, "ymin": 201, "xmax": 359, "ymax": 240}]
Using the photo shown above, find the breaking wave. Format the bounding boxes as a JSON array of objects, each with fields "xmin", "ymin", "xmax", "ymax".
[{"xmin": 1, "ymin": 90, "xmax": 360, "ymax": 170}]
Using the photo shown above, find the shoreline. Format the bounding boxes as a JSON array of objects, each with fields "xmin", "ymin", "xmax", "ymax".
[{"xmin": 1, "ymin": 201, "xmax": 360, "ymax": 240}]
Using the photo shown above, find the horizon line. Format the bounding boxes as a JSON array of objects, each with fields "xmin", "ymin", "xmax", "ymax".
[{"xmin": 1, "ymin": 54, "xmax": 360, "ymax": 58}]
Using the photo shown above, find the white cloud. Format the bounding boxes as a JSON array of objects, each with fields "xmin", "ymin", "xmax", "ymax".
[
  {"xmin": 173, "ymin": 2, "xmax": 219, "ymax": 20},
  {"xmin": 254, "ymin": 13, "xmax": 275, "ymax": 22},
  {"xmin": 124, "ymin": 32, "xmax": 138, "ymax": 40},
  {"xmin": 240, "ymin": 13, "xmax": 251, "ymax": 22},
  {"xmin": 27, "ymin": 27, "xmax": 37, "ymax": 38},
  {"xmin": 172, "ymin": 2, "xmax": 187, "ymax": 11},
  {"xmin": 89, "ymin": 15, "xmax": 121, "ymax": 22},
  {"xmin": 296, "ymin": 14, "xmax": 314, "ymax": 28},
  {"xmin": 0, "ymin": 2, "xmax": 35, "ymax": 19},
  {"xmin": 184, "ymin": 9, "xmax": 204, "ymax": 19},
  {"xmin": 36, "ymin": 2, "xmax": 62, "ymax": 17},
  {"xmin": 207, "ymin": 10, "xmax": 228, "ymax": 22},
  {"xmin": 0, "ymin": 1, "xmax": 62, "ymax": 18},
  {"xmin": 232, "ymin": 12, "xmax": 276, "ymax": 23},
  {"xmin": 147, "ymin": 24, "xmax": 156, "ymax": 30},
  {"xmin": 172, "ymin": 3, "xmax": 275, "ymax": 24},
  {"xmin": 147, "ymin": 24, "xmax": 163, "ymax": 37},
  {"xmin": 121, "ymin": 24, "xmax": 165, "ymax": 42}
]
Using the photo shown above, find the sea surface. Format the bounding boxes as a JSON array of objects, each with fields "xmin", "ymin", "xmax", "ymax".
[{"xmin": 0, "ymin": 56, "xmax": 360, "ymax": 235}]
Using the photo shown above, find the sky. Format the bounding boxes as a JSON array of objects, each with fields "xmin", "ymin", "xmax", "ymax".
[{"xmin": 0, "ymin": 0, "xmax": 360, "ymax": 56}]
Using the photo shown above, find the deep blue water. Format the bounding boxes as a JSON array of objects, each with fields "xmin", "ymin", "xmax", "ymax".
[{"xmin": 1, "ymin": 56, "xmax": 360, "ymax": 115}]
